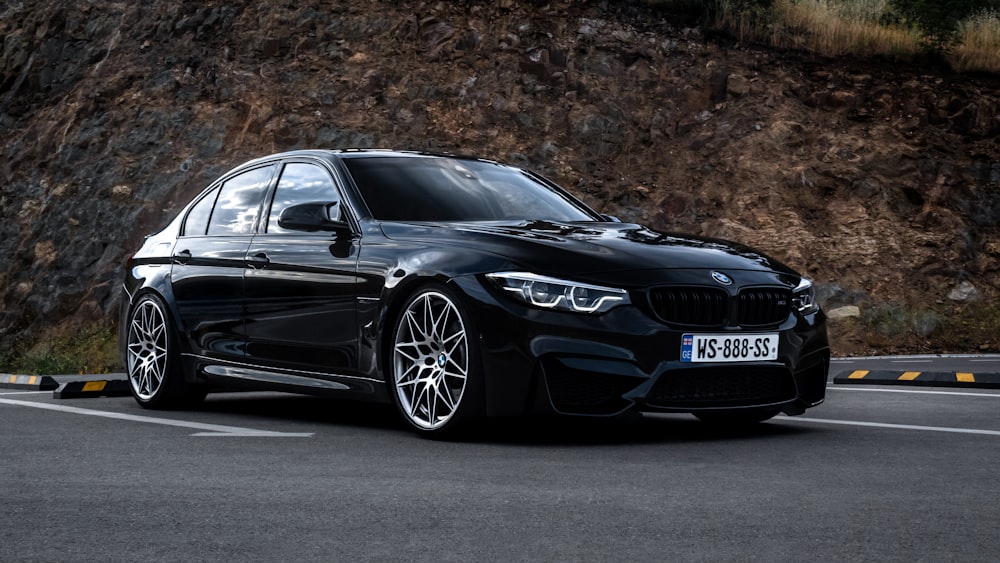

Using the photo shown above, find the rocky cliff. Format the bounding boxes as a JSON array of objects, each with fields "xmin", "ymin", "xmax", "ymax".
[{"xmin": 1, "ymin": 0, "xmax": 998, "ymax": 364}]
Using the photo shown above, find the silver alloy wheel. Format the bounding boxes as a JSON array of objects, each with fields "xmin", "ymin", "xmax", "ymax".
[
  {"xmin": 392, "ymin": 290, "xmax": 469, "ymax": 430},
  {"xmin": 127, "ymin": 298, "xmax": 169, "ymax": 401}
]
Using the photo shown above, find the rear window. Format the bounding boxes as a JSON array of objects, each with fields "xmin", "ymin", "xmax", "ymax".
[
  {"xmin": 343, "ymin": 156, "xmax": 594, "ymax": 223},
  {"xmin": 207, "ymin": 165, "xmax": 275, "ymax": 235},
  {"xmin": 183, "ymin": 187, "xmax": 219, "ymax": 236}
]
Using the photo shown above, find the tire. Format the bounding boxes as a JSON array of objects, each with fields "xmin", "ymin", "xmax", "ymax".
[
  {"xmin": 125, "ymin": 294, "xmax": 206, "ymax": 409},
  {"xmin": 694, "ymin": 407, "xmax": 780, "ymax": 426},
  {"xmin": 388, "ymin": 284, "xmax": 483, "ymax": 437}
]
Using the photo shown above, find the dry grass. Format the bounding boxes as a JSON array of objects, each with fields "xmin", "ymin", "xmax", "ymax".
[
  {"xmin": 3, "ymin": 324, "xmax": 121, "ymax": 375},
  {"xmin": 694, "ymin": 0, "xmax": 1000, "ymax": 74},
  {"xmin": 952, "ymin": 11, "xmax": 1000, "ymax": 73},
  {"xmin": 772, "ymin": 0, "xmax": 920, "ymax": 59}
]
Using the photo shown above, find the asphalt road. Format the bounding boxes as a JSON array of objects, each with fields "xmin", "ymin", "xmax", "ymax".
[{"xmin": 2, "ymin": 359, "xmax": 999, "ymax": 562}]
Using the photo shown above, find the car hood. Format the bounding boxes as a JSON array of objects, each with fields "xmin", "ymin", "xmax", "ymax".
[{"xmin": 379, "ymin": 220, "xmax": 800, "ymax": 281}]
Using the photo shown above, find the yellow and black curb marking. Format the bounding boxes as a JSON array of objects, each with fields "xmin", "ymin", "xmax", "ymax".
[
  {"xmin": 0, "ymin": 374, "xmax": 60, "ymax": 391},
  {"xmin": 2, "ymin": 373, "xmax": 131, "ymax": 398},
  {"xmin": 833, "ymin": 370, "xmax": 1000, "ymax": 389},
  {"xmin": 53, "ymin": 380, "xmax": 131, "ymax": 399}
]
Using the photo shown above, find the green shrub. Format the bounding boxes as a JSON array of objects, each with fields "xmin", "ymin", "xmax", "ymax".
[{"xmin": 890, "ymin": 0, "xmax": 1000, "ymax": 51}]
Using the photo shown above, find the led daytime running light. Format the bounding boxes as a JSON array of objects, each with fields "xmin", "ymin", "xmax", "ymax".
[{"xmin": 487, "ymin": 272, "xmax": 630, "ymax": 314}]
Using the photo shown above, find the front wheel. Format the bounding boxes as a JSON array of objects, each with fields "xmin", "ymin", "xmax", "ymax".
[
  {"xmin": 389, "ymin": 285, "xmax": 483, "ymax": 437},
  {"xmin": 125, "ymin": 294, "xmax": 205, "ymax": 409}
]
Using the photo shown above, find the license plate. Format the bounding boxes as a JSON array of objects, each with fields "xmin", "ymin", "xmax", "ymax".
[{"xmin": 681, "ymin": 333, "xmax": 779, "ymax": 363}]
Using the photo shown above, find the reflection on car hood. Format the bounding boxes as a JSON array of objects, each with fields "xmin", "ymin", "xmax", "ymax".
[{"xmin": 380, "ymin": 220, "xmax": 798, "ymax": 278}]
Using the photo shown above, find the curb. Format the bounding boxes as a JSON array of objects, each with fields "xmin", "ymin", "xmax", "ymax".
[
  {"xmin": 53, "ymin": 379, "xmax": 131, "ymax": 399},
  {"xmin": 0, "ymin": 374, "xmax": 60, "ymax": 391},
  {"xmin": 833, "ymin": 370, "xmax": 1000, "ymax": 389}
]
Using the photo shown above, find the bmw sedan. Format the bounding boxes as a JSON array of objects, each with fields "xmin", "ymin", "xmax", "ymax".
[{"xmin": 120, "ymin": 149, "xmax": 829, "ymax": 437}]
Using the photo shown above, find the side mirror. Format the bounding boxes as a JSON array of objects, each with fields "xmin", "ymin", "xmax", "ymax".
[
  {"xmin": 278, "ymin": 202, "xmax": 348, "ymax": 232},
  {"xmin": 601, "ymin": 214, "xmax": 622, "ymax": 223}
]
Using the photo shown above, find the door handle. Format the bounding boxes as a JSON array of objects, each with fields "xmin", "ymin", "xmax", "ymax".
[
  {"xmin": 172, "ymin": 249, "xmax": 192, "ymax": 264},
  {"xmin": 247, "ymin": 252, "xmax": 270, "ymax": 269}
]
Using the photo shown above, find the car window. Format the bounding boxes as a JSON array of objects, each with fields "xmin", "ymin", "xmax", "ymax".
[
  {"xmin": 207, "ymin": 165, "xmax": 276, "ymax": 236},
  {"xmin": 266, "ymin": 162, "xmax": 341, "ymax": 234},
  {"xmin": 343, "ymin": 156, "xmax": 595, "ymax": 222},
  {"xmin": 183, "ymin": 186, "xmax": 220, "ymax": 236}
]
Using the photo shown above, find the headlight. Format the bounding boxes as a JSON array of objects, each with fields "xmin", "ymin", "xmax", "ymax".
[
  {"xmin": 486, "ymin": 272, "xmax": 630, "ymax": 314},
  {"xmin": 792, "ymin": 277, "xmax": 819, "ymax": 315}
]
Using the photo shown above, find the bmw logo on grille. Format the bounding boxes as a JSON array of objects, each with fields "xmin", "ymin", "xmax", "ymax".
[{"xmin": 711, "ymin": 271, "xmax": 733, "ymax": 285}]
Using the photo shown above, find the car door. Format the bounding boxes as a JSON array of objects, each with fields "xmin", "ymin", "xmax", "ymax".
[
  {"xmin": 170, "ymin": 163, "xmax": 276, "ymax": 362},
  {"xmin": 243, "ymin": 159, "xmax": 362, "ymax": 379}
]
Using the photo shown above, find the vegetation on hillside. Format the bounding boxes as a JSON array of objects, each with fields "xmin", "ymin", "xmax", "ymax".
[
  {"xmin": 0, "ymin": 325, "xmax": 119, "ymax": 376},
  {"xmin": 655, "ymin": 0, "xmax": 1000, "ymax": 73}
]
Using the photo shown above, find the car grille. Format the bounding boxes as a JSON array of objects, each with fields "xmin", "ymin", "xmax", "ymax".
[
  {"xmin": 648, "ymin": 287, "xmax": 728, "ymax": 326},
  {"xmin": 648, "ymin": 286, "xmax": 791, "ymax": 327},
  {"xmin": 738, "ymin": 288, "xmax": 792, "ymax": 326},
  {"xmin": 644, "ymin": 366, "xmax": 797, "ymax": 409}
]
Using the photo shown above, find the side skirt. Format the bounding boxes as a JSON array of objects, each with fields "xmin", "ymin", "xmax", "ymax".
[{"xmin": 182, "ymin": 354, "xmax": 387, "ymax": 400}]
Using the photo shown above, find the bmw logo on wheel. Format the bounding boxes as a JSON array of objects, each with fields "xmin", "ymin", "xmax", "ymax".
[{"xmin": 711, "ymin": 271, "xmax": 733, "ymax": 285}]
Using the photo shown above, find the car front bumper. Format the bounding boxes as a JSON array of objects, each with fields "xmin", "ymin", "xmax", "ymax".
[{"xmin": 451, "ymin": 275, "xmax": 830, "ymax": 419}]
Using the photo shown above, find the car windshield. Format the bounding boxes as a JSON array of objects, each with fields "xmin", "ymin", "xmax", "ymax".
[{"xmin": 343, "ymin": 156, "xmax": 596, "ymax": 222}]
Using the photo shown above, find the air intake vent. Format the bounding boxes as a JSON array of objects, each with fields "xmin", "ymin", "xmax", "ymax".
[{"xmin": 645, "ymin": 366, "xmax": 797, "ymax": 409}]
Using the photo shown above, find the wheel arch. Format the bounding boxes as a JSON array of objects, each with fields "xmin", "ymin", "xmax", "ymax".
[
  {"xmin": 367, "ymin": 242, "xmax": 513, "ymax": 379},
  {"xmin": 119, "ymin": 280, "xmax": 192, "ymax": 379}
]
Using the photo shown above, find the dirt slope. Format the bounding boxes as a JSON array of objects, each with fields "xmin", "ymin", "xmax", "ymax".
[{"xmin": 1, "ymin": 0, "xmax": 998, "ymax": 361}]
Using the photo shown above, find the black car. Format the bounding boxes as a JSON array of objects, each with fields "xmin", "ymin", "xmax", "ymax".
[{"xmin": 120, "ymin": 149, "xmax": 829, "ymax": 436}]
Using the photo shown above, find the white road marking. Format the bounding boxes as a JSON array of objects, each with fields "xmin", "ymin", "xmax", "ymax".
[
  {"xmin": 776, "ymin": 416, "xmax": 1000, "ymax": 437},
  {"xmin": 0, "ymin": 397, "xmax": 313, "ymax": 437},
  {"xmin": 890, "ymin": 359, "xmax": 931, "ymax": 363},
  {"xmin": 0, "ymin": 391, "xmax": 51, "ymax": 396},
  {"xmin": 828, "ymin": 386, "xmax": 1000, "ymax": 398}
]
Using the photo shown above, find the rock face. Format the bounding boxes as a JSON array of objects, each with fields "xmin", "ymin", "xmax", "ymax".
[{"xmin": 1, "ymin": 0, "xmax": 998, "ymax": 358}]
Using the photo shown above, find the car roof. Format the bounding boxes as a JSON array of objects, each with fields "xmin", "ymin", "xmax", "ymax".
[{"xmin": 237, "ymin": 148, "xmax": 501, "ymax": 168}]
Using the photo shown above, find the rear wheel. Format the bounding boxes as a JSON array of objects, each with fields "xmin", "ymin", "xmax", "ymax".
[
  {"xmin": 126, "ymin": 294, "xmax": 205, "ymax": 409},
  {"xmin": 389, "ymin": 285, "xmax": 482, "ymax": 437}
]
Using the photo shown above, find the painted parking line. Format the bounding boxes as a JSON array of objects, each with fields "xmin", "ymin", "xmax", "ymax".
[
  {"xmin": 829, "ymin": 386, "xmax": 1000, "ymax": 399},
  {"xmin": 0, "ymin": 397, "xmax": 313, "ymax": 437},
  {"xmin": 776, "ymin": 416, "xmax": 1000, "ymax": 437}
]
